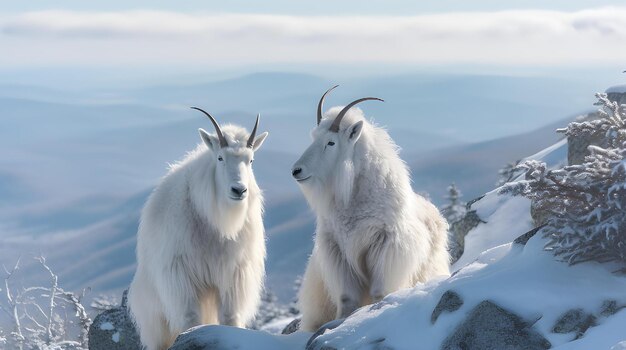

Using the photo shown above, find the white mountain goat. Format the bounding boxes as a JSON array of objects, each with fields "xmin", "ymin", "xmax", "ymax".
[
  {"xmin": 128, "ymin": 108, "xmax": 268, "ymax": 350},
  {"xmin": 292, "ymin": 87, "xmax": 450, "ymax": 331}
]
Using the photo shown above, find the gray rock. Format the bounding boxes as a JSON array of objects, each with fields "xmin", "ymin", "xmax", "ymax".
[
  {"xmin": 565, "ymin": 111, "xmax": 611, "ymax": 166},
  {"xmin": 513, "ymin": 225, "xmax": 546, "ymax": 246},
  {"xmin": 600, "ymin": 300, "xmax": 625, "ymax": 318},
  {"xmin": 431, "ymin": 290, "xmax": 463, "ymax": 324},
  {"xmin": 441, "ymin": 300, "xmax": 551, "ymax": 350},
  {"xmin": 449, "ymin": 206, "xmax": 486, "ymax": 264},
  {"xmin": 306, "ymin": 318, "xmax": 345, "ymax": 350},
  {"xmin": 88, "ymin": 290, "xmax": 141, "ymax": 350},
  {"xmin": 281, "ymin": 318, "xmax": 301, "ymax": 335},
  {"xmin": 552, "ymin": 308, "xmax": 597, "ymax": 339}
]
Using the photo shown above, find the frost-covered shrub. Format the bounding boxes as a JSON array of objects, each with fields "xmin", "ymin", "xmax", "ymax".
[
  {"xmin": 496, "ymin": 160, "xmax": 522, "ymax": 187},
  {"xmin": 442, "ymin": 184, "xmax": 468, "ymax": 262},
  {"xmin": 501, "ymin": 93, "xmax": 626, "ymax": 267},
  {"xmin": 249, "ymin": 277, "xmax": 301, "ymax": 330},
  {"xmin": 0, "ymin": 256, "xmax": 91, "ymax": 350},
  {"xmin": 442, "ymin": 183, "xmax": 467, "ymax": 224}
]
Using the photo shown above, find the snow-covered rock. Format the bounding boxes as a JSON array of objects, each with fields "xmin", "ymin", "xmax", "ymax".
[{"xmin": 168, "ymin": 325, "xmax": 309, "ymax": 350}]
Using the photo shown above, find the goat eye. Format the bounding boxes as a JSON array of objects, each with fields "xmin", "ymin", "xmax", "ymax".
[
  {"xmin": 250, "ymin": 159, "xmax": 254, "ymax": 164},
  {"xmin": 327, "ymin": 141, "xmax": 335, "ymax": 146},
  {"xmin": 218, "ymin": 156, "xmax": 223, "ymax": 161}
]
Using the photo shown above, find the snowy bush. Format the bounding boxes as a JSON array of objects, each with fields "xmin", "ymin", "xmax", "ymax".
[
  {"xmin": 441, "ymin": 183, "xmax": 466, "ymax": 224},
  {"xmin": 249, "ymin": 277, "xmax": 301, "ymax": 330},
  {"xmin": 0, "ymin": 256, "xmax": 91, "ymax": 350},
  {"xmin": 496, "ymin": 159, "xmax": 521, "ymax": 187},
  {"xmin": 500, "ymin": 93, "xmax": 626, "ymax": 267},
  {"xmin": 442, "ymin": 184, "xmax": 468, "ymax": 263}
]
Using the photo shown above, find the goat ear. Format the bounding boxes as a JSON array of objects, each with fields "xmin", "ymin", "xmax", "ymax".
[
  {"xmin": 199, "ymin": 128, "xmax": 218, "ymax": 150},
  {"xmin": 252, "ymin": 132, "xmax": 269, "ymax": 152},
  {"xmin": 345, "ymin": 121, "xmax": 364, "ymax": 144}
]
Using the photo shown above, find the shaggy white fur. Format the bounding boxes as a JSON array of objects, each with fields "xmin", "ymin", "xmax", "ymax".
[
  {"xmin": 128, "ymin": 124, "xmax": 268, "ymax": 350},
  {"xmin": 293, "ymin": 107, "xmax": 450, "ymax": 331}
]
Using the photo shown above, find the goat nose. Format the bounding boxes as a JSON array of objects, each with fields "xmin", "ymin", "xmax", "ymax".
[
  {"xmin": 292, "ymin": 167, "xmax": 302, "ymax": 177},
  {"xmin": 231, "ymin": 186, "xmax": 247, "ymax": 196}
]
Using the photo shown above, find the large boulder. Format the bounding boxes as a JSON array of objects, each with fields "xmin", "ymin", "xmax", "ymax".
[
  {"xmin": 88, "ymin": 290, "xmax": 141, "ymax": 350},
  {"xmin": 441, "ymin": 300, "xmax": 551, "ymax": 350}
]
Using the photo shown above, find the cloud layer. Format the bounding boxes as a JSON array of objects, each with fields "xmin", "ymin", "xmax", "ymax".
[{"xmin": 2, "ymin": 8, "xmax": 626, "ymax": 66}]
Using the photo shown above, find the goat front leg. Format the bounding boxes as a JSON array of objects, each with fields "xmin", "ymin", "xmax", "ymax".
[
  {"xmin": 317, "ymin": 233, "xmax": 364, "ymax": 319},
  {"xmin": 368, "ymin": 239, "xmax": 414, "ymax": 303},
  {"xmin": 335, "ymin": 260, "xmax": 364, "ymax": 319},
  {"xmin": 337, "ymin": 273, "xmax": 362, "ymax": 318},
  {"xmin": 159, "ymin": 263, "xmax": 203, "ymax": 335},
  {"xmin": 220, "ymin": 263, "xmax": 263, "ymax": 328}
]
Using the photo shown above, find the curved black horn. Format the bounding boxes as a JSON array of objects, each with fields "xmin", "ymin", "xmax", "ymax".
[
  {"xmin": 317, "ymin": 85, "xmax": 339, "ymax": 125},
  {"xmin": 329, "ymin": 97, "xmax": 384, "ymax": 133},
  {"xmin": 191, "ymin": 107, "xmax": 228, "ymax": 148},
  {"xmin": 247, "ymin": 114, "xmax": 260, "ymax": 148}
]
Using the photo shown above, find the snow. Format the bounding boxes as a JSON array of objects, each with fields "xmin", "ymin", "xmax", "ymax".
[
  {"xmin": 99, "ymin": 322, "xmax": 114, "ymax": 331},
  {"xmin": 112, "ymin": 332, "xmax": 120, "ymax": 343},
  {"xmin": 612, "ymin": 341, "xmax": 626, "ymax": 350},
  {"xmin": 452, "ymin": 191, "xmax": 532, "ymax": 269}
]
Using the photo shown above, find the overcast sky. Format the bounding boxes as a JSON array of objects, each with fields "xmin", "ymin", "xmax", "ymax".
[
  {"xmin": 2, "ymin": 1, "xmax": 626, "ymax": 70},
  {"xmin": 3, "ymin": 0, "xmax": 625, "ymax": 15}
]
